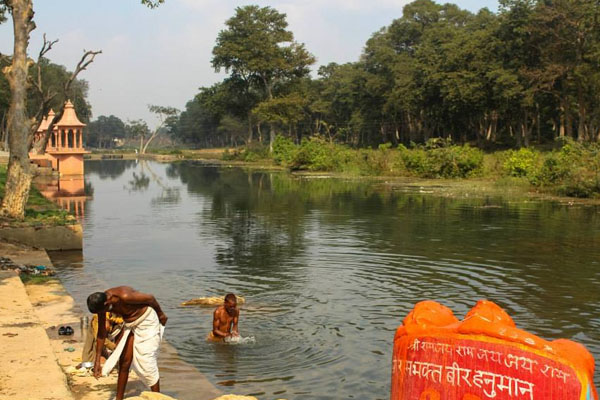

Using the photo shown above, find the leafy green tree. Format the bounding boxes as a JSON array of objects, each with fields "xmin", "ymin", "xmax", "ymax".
[
  {"xmin": 212, "ymin": 5, "xmax": 315, "ymax": 150},
  {"xmin": 86, "ymin": 115, "xmax": 127, "ymax": 148}
]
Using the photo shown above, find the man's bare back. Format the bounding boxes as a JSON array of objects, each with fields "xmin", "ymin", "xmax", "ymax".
[{"xmin": 104, "ymin": 286, "xmax": 154, "ymax": 323}]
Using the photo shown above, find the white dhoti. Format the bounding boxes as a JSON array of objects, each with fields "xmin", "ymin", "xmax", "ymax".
[{"xmin": 102, "ymin": 307, "xmax": 165, "ymax": 387}]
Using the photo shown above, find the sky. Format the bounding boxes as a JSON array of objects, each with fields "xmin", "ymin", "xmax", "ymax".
[{"xmin": 0, "ymin": 0, "xmax": 499, "ymax": 126}]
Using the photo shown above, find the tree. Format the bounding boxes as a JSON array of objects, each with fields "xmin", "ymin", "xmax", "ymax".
[
  {"xmin": 212, "ymin": 5, "xmax": 315, "ymax": 151},
  {"xmin": 86, "ymin": 115, "xmax": 127, "ymax": 148},
  {"xmin": 126, "ymin": 120, "xmax": 150, "ymax": 153},
  {"xmin": 126, "ymin": 105, "xmax": 178, "ymax": 154},
  {"xmin": 141, "ymin": 105, "xmax": 178, "ymax": 154},
  {"xmin": 252, "ymin": 94, "xmax": 307, "ymax": 141}
]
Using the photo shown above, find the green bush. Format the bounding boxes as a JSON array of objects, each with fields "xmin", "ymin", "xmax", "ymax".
[
  {"xmin": 553, "ymin": 140, "xmax": 600, "ymax": 197},
  {"xmin": 272, "ymin": 136, "xmax": 298, "ymax": 166},
  {"xmin": 399, "ymin": 140, "xmax": 484, "ymax": 178},
  {"xmin": 293, "ymin": 137, "xmax": 340, "ymax": 171},
  {"xmin": 426, "ymin": 145, "xmax": 484, "ymax": 178},
  {"xmin": 503, "ymin": 148, "xmax": 540, "ymax": 178}
]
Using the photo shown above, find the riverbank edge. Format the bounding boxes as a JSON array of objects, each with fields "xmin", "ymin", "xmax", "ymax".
[
  {"xmin": 87, "ymin": 151, "xmax": 600, "ymax": 206},
  {"xmin": 0, "ymin": 241, "xmax": 222, "ymax": 400}
]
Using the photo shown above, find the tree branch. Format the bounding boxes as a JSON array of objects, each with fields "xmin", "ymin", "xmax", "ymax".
[
  {"xmin": 64, "ymin": 49, "xmax": 102, "ymax": 93},
  {"xmin": 32, "ymin": 48, "xmax": 102, "ymax": 154}
]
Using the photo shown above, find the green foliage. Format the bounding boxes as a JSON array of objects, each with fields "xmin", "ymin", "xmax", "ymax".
[
  {"xmin": 269, "ymin": 136, "xmax": 483, "ymax": 177},
  {"xmin": 546, "ymin": 141, "xmax": 600, "ymax": 198},
  {"xmin": 20, "ymin": 275, "xmax": 58, "ymax": 285},
  {"xmin": 272, "ymin": 135, "xmax": 298, "ymax": 165},
  {"xmin": 423, "ymin": 144, "xmax": 484, "ymax": 178},
  {"xmin": 292, "ymin": 137, "xmax": 340, "ymax": 171},
  {"xmin": 495, "ymin": 140, "xmax": 600, "ymax": 197},
  {"xmin": 502, "ymin": 148, "xmax": 540, "ymax": 178},
  {"xmin": 398, "ymin": 140, "xmax": 484, "ymax": 178},
  {"xmin": 0, "ymin": 57, "xmax": 91, "ymax": 136},
  {"xmin": 212, "ymin": 5, "xmax": 315, "ymax": 87},
  {"xmin": 86, "ymin": 115, "xmax": 127, "ymax": 148}
]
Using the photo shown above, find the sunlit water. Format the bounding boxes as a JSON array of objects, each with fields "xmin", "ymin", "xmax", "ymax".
[{"xmin": 50, "ymin": 160, "xmax": 600, "ymax": 399}]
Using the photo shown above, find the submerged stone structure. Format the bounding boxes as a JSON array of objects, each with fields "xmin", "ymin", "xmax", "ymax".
[{"xmin": 31, "ymin": 100, "xmax": 89, "ymax": 176}]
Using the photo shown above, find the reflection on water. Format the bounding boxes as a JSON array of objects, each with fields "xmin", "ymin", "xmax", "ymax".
[
  {"xmin": 52, "ymin": 160, "xmax": 600, "ymax": 399},
  {"xmin": 36, "ymin": 176, "xmax": 92, "ymax": 219}
]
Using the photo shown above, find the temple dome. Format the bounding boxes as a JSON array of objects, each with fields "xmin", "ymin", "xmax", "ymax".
[
  {"xmin": 56, "ymin": 100, "xmax": 85, "ymax": 127},
  {"xmin": 37, "ymin": 109, "xmax": 55, "ymax": 133}
]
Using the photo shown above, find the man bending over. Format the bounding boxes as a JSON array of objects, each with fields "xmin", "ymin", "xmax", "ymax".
[
  {"xmin": 87, "ymin": 286, "xmax": 167, "ymax": 400},
  {"xmin": 208, "ymin": 293, "xmax": 239, "ymax": 342}
]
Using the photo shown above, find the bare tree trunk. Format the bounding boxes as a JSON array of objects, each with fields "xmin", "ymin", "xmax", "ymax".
[
  {"xmin": 559, "ymin": 100, "xmax": 566, "ymax": 138},
  {"xmin": 577, "ymin": 92, "xmax": 587, "ymax": 142},
  {"xmin": 536, "ymin": 104, "xmax": 541, "ymax": 144},
  {"xmin": 269, "ymin": 127, "xmax": 275, "ymax": 153},
  {"xmin": 1, "ymin": 0, "xmax": 36, "ymax": 220},
  {"xmin": 257, "ymin": 122, "xmax": 263, "ymax": 143},
  {"xmin": 566, "ymin": 113, "xmax": 573, "ymax": 138},
  {"xmin": 247, "ymin": 112, "xmax": 253, "ymax": 144},
  {"xmin": 142, "ymin": 131, "xmax": 159, "ymax": 154}
]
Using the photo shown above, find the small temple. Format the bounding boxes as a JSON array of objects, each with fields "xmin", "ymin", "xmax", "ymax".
[
  {"xmin": 31, "ymin": 100, "xmax": 89, "ymax": 176},
  {"xmin": 31, "ymin": 100, "xmax": 90, "ymax": 219}
]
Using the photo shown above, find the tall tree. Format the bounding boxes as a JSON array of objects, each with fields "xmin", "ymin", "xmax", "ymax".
[
  {"xmin": 140, "ymin": 105, "xmax": 178, "ymax": 154},
  {"xmin": 86, "ymin": 115, "xmax": 127, "ymax": 148},
  {"xmin": 212, "ymin": 5, "xmax": 315, "ymax": 151}
]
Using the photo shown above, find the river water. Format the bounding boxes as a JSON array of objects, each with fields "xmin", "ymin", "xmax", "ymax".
[{"xmin": 51, "ymin": 160, "xmax": 600, "ymax": 399}]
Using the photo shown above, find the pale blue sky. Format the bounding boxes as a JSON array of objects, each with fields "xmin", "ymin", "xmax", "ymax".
[{"xmin": 0, "ymin": 0, "xmax": 498, "ymax": 125}]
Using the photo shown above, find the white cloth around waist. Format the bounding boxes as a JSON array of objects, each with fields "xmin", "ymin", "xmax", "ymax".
[{"xmin": 101, "ymin": 307, "xmax": 164, "ymax": 387}]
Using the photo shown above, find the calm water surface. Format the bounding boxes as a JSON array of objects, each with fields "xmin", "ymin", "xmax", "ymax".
[{"xmin": 52, "ymin": 160, "xmax": 600, "ymax": 399}]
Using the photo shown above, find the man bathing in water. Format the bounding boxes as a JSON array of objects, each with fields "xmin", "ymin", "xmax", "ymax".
[
  {"xmin": 87, "ymin": 286, "xmax": 167, "ymax": 400},
  {"xmin": 209, "ymin": 293, "xmax": 240, "ymax": 341}
]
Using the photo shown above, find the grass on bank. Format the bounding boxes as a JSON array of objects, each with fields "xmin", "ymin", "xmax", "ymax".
[
  {"xmin": 0, "ymin": 165, "xmax": 73, "ymax": 226},
  {"xmin": 20, "ymin": 274, "xmax": 57, "ymax": 285},
  {"xmin": 224, "ymin": 136, "xmax": 600, "ymax": 198}
]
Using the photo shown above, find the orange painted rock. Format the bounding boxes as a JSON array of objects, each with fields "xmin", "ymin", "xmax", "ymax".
[{"xmin": 391, "ymin": 300, "xmax": 598, "ymax": 400}]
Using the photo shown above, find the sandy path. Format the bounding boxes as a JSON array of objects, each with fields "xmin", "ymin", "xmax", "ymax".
[{"xmin": 0, "ymin": 270, "xmax": 74, "ymax": 400}]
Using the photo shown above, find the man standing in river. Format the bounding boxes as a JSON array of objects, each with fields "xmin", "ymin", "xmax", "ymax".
[
  {"xmin": 208, "ymin": 293, "xmax": 240, "ymax": 342},
  {"xmin": 87, "ymin": 286, "xmax": 167, "ymax": 400}
]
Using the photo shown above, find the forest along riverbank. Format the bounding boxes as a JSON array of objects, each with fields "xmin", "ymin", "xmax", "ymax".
[{"xmin": 0, "ymin": 240, "xmax": 221, "ymax": 400}]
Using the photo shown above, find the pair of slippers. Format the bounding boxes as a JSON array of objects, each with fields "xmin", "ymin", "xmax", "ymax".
[{"xmin": 58, "ymin": 326, "xmax": 74, "ymax": 336}]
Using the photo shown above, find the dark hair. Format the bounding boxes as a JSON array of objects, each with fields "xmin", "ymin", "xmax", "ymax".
[
  {"xmin": 87, "ymin": 292, "xmax": 107, "ymax": 313},
  {"xmin": 225, "ymin": 293, "xmax": 237, "ymax": 303}
]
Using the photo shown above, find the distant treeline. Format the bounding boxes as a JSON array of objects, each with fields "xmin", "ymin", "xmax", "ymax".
[{"xmin": 165, "ymin": 0, "xmax": 600, "ymax": 149}]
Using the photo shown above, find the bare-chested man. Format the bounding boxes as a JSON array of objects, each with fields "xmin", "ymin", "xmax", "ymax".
[
  {"xmin": 87, "ymin": 286, "xmax": 167, "ymax": 400},
  {"xmin": 209, "ymin": 293, "xmax": 239, "ymax": 342}
]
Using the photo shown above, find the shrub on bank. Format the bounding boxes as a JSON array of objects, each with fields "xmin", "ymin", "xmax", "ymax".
[
  {"xmin": 398, "ymin": 139, "xmax": 484, "ymax": 178},
  {"xmin": 500, "ymin": 140, "xmax": 600, "ymax": 197},
  {"xmin": 502, "ymin": 148, "xmax": 540, "ymax": 178},
  {"xmin": 550, "ymin": 140, "xmax": 600, "ymax": 197},
  {"xmin": 222, "ymin": 135, "xmax": 599, "ymax": 198},
  {"xmin": 271, "ymin": 136, "xmax": 484, "ymax": 178}
]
